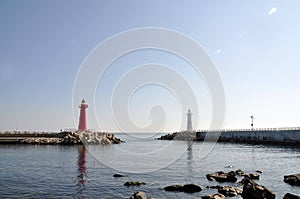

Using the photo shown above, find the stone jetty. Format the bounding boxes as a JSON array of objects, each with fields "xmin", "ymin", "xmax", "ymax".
[{"xmin": 0, "ymin": 131, "xmax": 123, "ymax": 145}]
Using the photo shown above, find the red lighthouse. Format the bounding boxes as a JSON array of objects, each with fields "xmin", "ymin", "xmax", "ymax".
[{"xmin": 78, "ymin": 99, "xmax": 88, "ymax": 131}]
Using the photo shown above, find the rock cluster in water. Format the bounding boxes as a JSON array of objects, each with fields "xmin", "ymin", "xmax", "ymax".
[
  {"xmin": 204, "ymin": 169, "xmax": 273, "ymax": 198},
  {"xmin": 163, "ymin": 169, "xmax": 275, "ymax": 199},
  {"xmin": 206, "ymin": 169, "xmax": 261, "ymax": 183},
  {"xmin": 123, "ymin": 169, "xmax": 300, "ymax": 198}
]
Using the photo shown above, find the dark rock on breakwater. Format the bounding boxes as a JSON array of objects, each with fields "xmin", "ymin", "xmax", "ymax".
[
  {"xmin": 284, "ymin": 174, "xmax": 300, "ymax": 186},
  {"xmin": 157, "ymin": 132, "xmax": 197, "ymax": 141},
  {"xmin": 0, "ymin": 131, "xmax": 123, "ymax": 145}
]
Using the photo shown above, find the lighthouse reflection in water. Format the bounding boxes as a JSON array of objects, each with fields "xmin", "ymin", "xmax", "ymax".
[{"xmin": 77, "ymin": 145, "xmax": 87, "ymax": 196}]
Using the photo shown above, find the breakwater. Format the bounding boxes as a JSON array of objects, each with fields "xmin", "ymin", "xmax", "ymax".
[
  {"xmin": 0, "ymin": 131, "xmax": 123, "ymax": 145},
  {"xmin": 197, "ymin": 127, "xmax": 300, "ymax": 146},
  {"xmin": 158, "ymin": 127, "xmax": 300, "ymax": 146}
]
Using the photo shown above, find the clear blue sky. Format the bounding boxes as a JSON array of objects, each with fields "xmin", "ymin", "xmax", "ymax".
[{"xmin": 1, "ymin": 0, "xmax": 300, "ymax": 132}]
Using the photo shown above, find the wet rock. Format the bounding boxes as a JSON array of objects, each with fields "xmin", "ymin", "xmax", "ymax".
[
  {"xmin": 181, "ymin": 184, "xmax": 203, "ymax": 193},
  {"xmin": 218, "ymin": 186, "xmax": 242, "ymax": 197},
  {"xmin": 163, "ymin": 184, "xmax": 202, "ymax": 193},
  {"xmin": 255, "ymin": 170, "xmax": 263, "ymax": 174},
  {"xmin": 129, "ymin": 191, "xmax": 147, "ymax": 199},
  {"xmin": 249, "ymin": 173, "xmax": 260, "ymax": 180},
  {"xmin": 206, "ymin": 185, "xmax": 222, "ymax": 189},
  {"xmin": 241, "ymin": 177, "xmax": 275, "ymax": 199},
  {"xmin": 235, "ymin": 169, "xmax": 246, "ymax": 176},
  {"xmin": 201, "ymin": 193, "xmax": 225, "ymax": 199},
  {"xmin": 206, "ymin": 171, "xmax": 237, "ymax": 182},
  {"xmin": 124, "ymin": 181, "xmax": 146, "ymax": 186},
  {"xmin": 163, "ymin": 185, "xmax": 182, "ymax": 192},
  {"xmin": 284, "ymin": 174, "xmax": 300, "ymax": 186},
  {"xmin": 113, "ymin": 173, "xmax": 125, "ymax": 177},
  {"xmin": 283, "ymin": 193, "xmax": 300, "ymax": 199}
]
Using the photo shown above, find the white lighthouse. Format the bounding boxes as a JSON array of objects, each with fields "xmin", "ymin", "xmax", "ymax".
[{"xmin": 187, "ymin": 109, "xmax": 193, "ymax": 132}]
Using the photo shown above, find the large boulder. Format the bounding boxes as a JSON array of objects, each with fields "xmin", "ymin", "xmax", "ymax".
[
  {"xmin": 129, "ymin": 191, "xmax": 147, "ymax": 199},
  {"xmin": 284, "ymin": 174, "xmax": 300, "ymax": 186},
  {"xmin": 241, "ymin": 177, "xmax": 275, "ymax": 199},
  {"xmin": 283, "ymin": 193, "xmax": 300, "ymax": 199},
  {"xmin": 206, "ymin": 171, "xmax": 237, "ymax": 182},
  {"xmin": 218, "ymin": 186, "xmax": 242, "ymax": 197},
  {"xmin": 163, "ymin": 184, "xmax": 202, "ymax": 193}
]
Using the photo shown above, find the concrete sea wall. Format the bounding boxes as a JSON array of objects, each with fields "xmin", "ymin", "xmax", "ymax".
[{"xmin": 196, "ymin": 128, "xmax": 300, "ymax": 145}]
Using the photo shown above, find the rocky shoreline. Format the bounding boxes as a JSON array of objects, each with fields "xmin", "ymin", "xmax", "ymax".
[{"xmin": 0, "ymin": 131, "xmax": 123, "ymax": 145}]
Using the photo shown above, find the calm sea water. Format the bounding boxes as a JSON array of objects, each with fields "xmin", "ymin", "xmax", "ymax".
[{"xmin": 0, "ymin": 133, "xmax": 299, "ymax": 198}]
